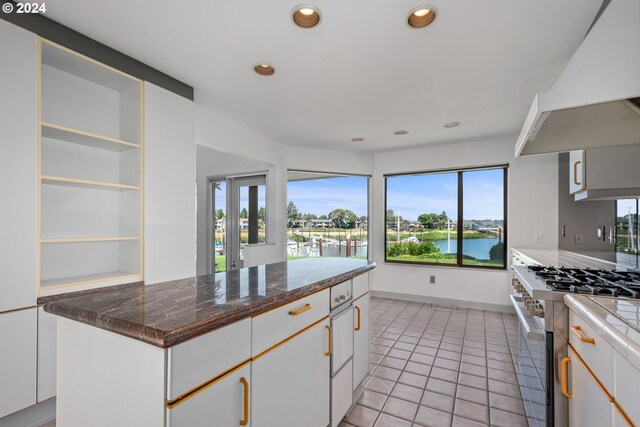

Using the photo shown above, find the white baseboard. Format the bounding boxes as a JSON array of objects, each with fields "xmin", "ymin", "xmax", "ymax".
[{"xmin": 371, "ymin": 290, "xmax": 513, "ymax": 314}]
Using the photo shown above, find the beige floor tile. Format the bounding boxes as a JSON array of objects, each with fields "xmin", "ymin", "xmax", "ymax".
[
  {"xmin": 426, "ymin": 377, "xmax": 457, "ymax": 397},
  {"xmin": 373, "ymin": 413, "xmax": 412, "ymax": 427},
  {"xmin": 365, "ymin": 377, "xmax": 396, "ymax": 395},
  {"xmin": 380, "ymin": 356, "xmax": 407, "ymax": 370},
  {"xmin": 404, "ymin": 361, "xmax": 432, "ymax": 376},
  {"xmin": 421, "ymin": 390, "xmax": 455, "ymax": 413},
  {"xmin": 390, "ymin": 383, "xmax": 423, "ymax": 403},
  {"xmin": 430, "ymin": 366, "xmax": 459, "ymax": 383},
  {"xmin": 489, "ymin": 392, "xmax": 526, "ymax": 415},
  {"xmin": 456, "ymin": 384, "xmax": 489, "ymax": 405},
  {"xmin": 397, "ymin": 371, "xmax": 428, "ymax": 389},
  {"xmin": 458, "ymin": 372, "xmax": 487, "ymax": 390},
  {"xmin": 345, "ymin": 405, "xmax": 380, "ymax": 427},
  {"xmin": 372, "ymin": 366, "xmax": 402, "ymax": 382},
  {"xmin": 453, "ymin": 399, "xmax": 490, "ymax": 424},
  {"xmin": 451, "ymin": 415, "xmax": 489, "ymax": 426},
  {"xmin": 381, "ymin": 396, "xmax": 418, "ymax": 421},
  {"xmin": 489, "ymin": 407, "xmax": 529, "ymax": 427},
  {"xmin": 414, "ymin": 405, "xmax": 453, "ymax": 427},
  {"xmin": 359, "ymin": 389, "xmax": 389, "ymax": 411}
]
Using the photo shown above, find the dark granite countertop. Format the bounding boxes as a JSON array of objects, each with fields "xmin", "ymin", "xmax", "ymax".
[{"xmin": 44, "ymin": 258, "xmax": 375, "ymax": 348}]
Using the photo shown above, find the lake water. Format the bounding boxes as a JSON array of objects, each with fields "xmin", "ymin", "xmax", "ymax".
[
  {"xmin": 433, "ymin": 238, "xmax": 500, "ymax": 260},
  {"xmin": 289, "ymin": 238, "xmax": 500, "ymax": 260}
]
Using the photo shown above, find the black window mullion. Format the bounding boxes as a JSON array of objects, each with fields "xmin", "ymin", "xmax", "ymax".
[{"xmin": 457, "ymin": 171, "xmax": 463, "ymax": 266}]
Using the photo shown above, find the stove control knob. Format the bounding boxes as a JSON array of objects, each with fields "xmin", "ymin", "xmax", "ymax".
[
  {"xmin": 340, "ymin": 295, "xmax": 346, "ymax": 301},
  {"xmin": 334, "ymin": 297, "xmax": 340, "ymax": 303}
]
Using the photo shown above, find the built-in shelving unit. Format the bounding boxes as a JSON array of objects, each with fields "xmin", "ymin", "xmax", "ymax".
[{"xmin": 38, "ymin": 39, "xmax": 144, "ymax": 294}]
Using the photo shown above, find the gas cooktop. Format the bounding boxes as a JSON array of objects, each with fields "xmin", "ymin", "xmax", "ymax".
[{"xmin": 528, "ymin": 266, "xmax": 640, "ymax": 299}]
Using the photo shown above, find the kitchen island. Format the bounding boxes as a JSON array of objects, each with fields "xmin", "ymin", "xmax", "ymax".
[{"xmin": 44, "ymin": 257, "xmax": 374, "ymax": 427}]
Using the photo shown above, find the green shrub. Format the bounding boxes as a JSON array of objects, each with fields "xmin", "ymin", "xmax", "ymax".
[{"xmin": 489, "ymin": 242, "xmax": 504, "ymax": 261}]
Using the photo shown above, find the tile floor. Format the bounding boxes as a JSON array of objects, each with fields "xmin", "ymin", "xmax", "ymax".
[{"xmin": 341, "ymin": 297, "xmax": 533, "ymax": 427}]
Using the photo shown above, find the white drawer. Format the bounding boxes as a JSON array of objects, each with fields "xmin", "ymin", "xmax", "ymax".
[
  {"xmin": 252, "ymin": 289, "xmax": 329, "ymax": 357},
  {"xmin": 168, "ymin": 318, "xmax": 251, "ymax": 400},
  {"xmin": 353, "ymin": 273, "xmax": 369, "ymax": 299},
  {"xmin": 568, "ymin": 311, "xmax": 613, "ymax": 392}
]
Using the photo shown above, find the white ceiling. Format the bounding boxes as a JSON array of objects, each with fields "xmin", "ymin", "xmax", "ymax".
[{"xmin": 40, "ymin": 0, "xmax": 604, "ymax": 152}]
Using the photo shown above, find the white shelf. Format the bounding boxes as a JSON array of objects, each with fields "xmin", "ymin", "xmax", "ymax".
[
  {"xmin": 41, "ymin": 176, "xmax": 139, "ymax": 191},
  {"xmin": 41, "ymin": 236, "xmax": 139, "ymax": 244},
  {"xmin": 40, "ymin": 272, "xmax": 142, "ymax": 290},
  {"xmin": 41, "ymin": 122, "xmax": 139, "ymax": 152}
]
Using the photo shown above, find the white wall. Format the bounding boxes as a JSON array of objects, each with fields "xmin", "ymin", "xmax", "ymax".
[
  {"xmin": 195, "ymin": 145, "xmax": 273, "ymax": 275},
  {"xmin": 196, "ymin": 106, "xmax": 288, "ymax": 267},
  {"xmin": 371, "ymin": 136, "xmax": 558, "ymax": 309}
]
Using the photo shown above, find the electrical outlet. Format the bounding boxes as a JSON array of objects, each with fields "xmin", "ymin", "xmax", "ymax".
[
  {"xmin": 575, "ymin": 234, "xmax": 584, "ymax": 244},
  {"xmin": 429, "ymin": 275, "xmax": 436, "ymax": 284},
  {"xmin": 534, "ymin": 233, "xmax": 543, "ymax": 243}
]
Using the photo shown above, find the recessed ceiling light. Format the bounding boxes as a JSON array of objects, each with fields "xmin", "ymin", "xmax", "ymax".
[
  {"xmin": 407, "ymin": 6, "xmax": 437, "ymax": 29},
  {"xmin": 444, "ymin": 121, "xmax": 461, "ymax": 128},
  {"xmin": 292, "ymin": 5, "xmax": 321, "ymax": 28},
  {"xmin": 351, "ymin": 137, "xmax": 364, "ymax": 142},
  {"xmin": 394, "ymin": 130, "xmax": 408, "ymax": 135},
  {"xmin": 254, "ymin": 63, "xmax": 275, "ymax": 76}
]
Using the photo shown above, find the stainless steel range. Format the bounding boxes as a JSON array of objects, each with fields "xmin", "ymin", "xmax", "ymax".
[{"xmin": 510, "ymin": 249, "xmax": 639, "ymax": 427}]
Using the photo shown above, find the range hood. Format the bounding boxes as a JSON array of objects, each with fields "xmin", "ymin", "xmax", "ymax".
[{"xmin": 516, "ymin": 0, "xmax": 640, "ymax": 157}]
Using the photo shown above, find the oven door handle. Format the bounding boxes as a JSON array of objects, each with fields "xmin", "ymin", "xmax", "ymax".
[{"xmin": 510, "ymin": 295, "xmax": 545, "ymax": 341}]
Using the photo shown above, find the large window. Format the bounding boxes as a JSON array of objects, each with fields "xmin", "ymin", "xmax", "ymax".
[
  {"xmin": 616, "ymin": 199, "xmax": 639, "ymax": 269},
  {"xmin": 287, "ymin": 171, "xmax": 369, "ymax": 260},
  {"xmin": 385, "ymin": 166, "xmax": 507, "ymax": 268}
]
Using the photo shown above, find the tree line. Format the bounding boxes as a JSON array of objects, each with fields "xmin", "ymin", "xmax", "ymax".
[
  {"xmin": 287, "ymin": 201, "xmax": 366, "ymax": 229},
  {"xmin": 387, "ymin": 209, "xmax": 450, "ymax": 229}
]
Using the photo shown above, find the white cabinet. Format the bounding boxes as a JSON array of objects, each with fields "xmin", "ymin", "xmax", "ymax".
[
  {"xmin": 567, "ymin": 346, "xmax": 613, "ymax": 427},
  {"xmin": 569, "ymin": 150, "xmax": 586, "ymax": 194},
  {"xmin": 167, "ymin": 363, "xmax": 251, "ymax": 427},
  {"xmin": 251, "ymin": 318, "xmax": 330, "ymax": 427},
  {"xmin": 0, "ymin": 308, "xmax": 37, "ymax": 418},
  {"xmin": 571, "ymin": 146, "xmax": 640, "ymax": 201},
  {"xmin": 353, "ymin": 293, "xmax": 370, "ymax": 390},
  {"xmin": 144, "ymin": 82, "xmax": 196, "ymax": 284},
  {"xmin": 37, "ymin": 307, "xmax": 57, "ymax": 402},
  {"xmin": 0, "ymin": 20, "xmax": 38, "ymax": 312}
]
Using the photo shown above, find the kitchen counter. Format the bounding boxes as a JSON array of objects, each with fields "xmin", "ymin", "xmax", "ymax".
[
  {"xmin": 44, "ymin": 257, "xmax": 375, "ymax": 348},
  {"xmin": 565, "ymin": 294, "xmax": 640, "ymax": 371}
]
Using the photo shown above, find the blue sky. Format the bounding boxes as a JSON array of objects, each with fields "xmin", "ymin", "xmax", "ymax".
[
  {"xmin": 288, "ymin": 176, "xmax": 368, "ymax": 217},
  {"xmin": 215, "ymin": 170, "xmax": 504, "ymax": 221},
  {"xmin": 213, "ymin": 181, "xmax": 267, "ymax": 214},
  {"xmin": 387, "ymin": 169, "xmax": 504, "ymax": 221}
]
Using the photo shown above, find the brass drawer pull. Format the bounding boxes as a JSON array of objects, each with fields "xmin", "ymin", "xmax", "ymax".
[
  {"xmin": 239, "ymin": 377, "xmax": 249, "ymax": 426},
  {"xmin": 561, "ymin": 356, "xmax": 573, "ymax": 398},
  {"xmin": 355, "ymin": 305, "xmax": 361, "ymax": 331},
  {"xmin": 325, "ymin": 325, "xmax": 332, "ymax": 356},
  {"xmin": 571, "ymin": 325, "xmax": 595, "ymax": 344},
  {"xmin": 289, "ymin": 303, "xmax": 311, "ymax": 316}
]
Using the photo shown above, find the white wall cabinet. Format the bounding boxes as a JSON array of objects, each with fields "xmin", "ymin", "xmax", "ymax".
[
  {"xmin": 569, "ymin": 150, "xmax": 586, "ymax": 194},
  {"xmin": 167, "ymin": 363, "xmax": 251, "ymax": 427},
  {"xmin": 353, "ymin": 293, "xmax": 370, "ymax": 390},
  {"xmin": 570, "ymin": 146, "xmax": 640, "ymax": 200},
  {"xmin": 0, "ymin": 309, "xmax": 37, "ymax": 418},
  {"xmin": 144, "ymin": 82, "xmax": 196, "ymax": 284},
  {"xmin": 0, "ymin": 20, "xmax": 38, "ymax": 312},
  {"xmin": 251, "ymin": 318, "xmax": 330, "ymax": 427}
]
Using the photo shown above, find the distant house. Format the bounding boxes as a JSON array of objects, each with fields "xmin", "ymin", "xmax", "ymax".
[
  {"xmin": 297, "ymin": 219, "xmax": 334, "ymax": 228},
  {"xmin": 239, "ymin": 218, "xmax": 249, "ymax": 229},
  {"xmin": 215, "ymin": 218, "xmax": 225, "ymax": 230}
]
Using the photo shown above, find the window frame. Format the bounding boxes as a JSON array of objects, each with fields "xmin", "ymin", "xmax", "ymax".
[{"xmin": 384, "ymin": 164, "xmax": 508, "ymax": 270}]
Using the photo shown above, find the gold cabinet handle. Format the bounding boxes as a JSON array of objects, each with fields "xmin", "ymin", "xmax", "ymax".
[
  {"xmin": 561, "ymin": 356, "xmax": 573, "ymax": 398},
  {"xmin": 325, "ymin": 325, "xmax": 332, "ymax": 356},
  {"xmin": 571, "ymin": 326, "xmax": 595, "ymax": 345},
  {"xmin": 239, "ymin": 377, "xmax": 249, "ymax": 426},
  {"xmin": 289, "ymin": 303, "xmax": 311, "ymax": 316},
  {"xmin": 573, "ymin": 160, "xmax": 582, "ymax": 186},
  {"xmin": 355, "ymin": 305, "xmax": 361, "ymax": 331}
]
